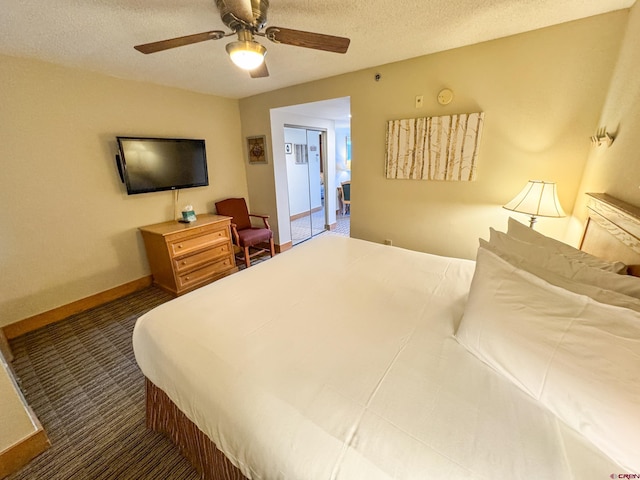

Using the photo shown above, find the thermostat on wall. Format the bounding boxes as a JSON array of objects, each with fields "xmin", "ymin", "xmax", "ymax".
[{"xmin": 437, "ymin": 88, "xmax": 454, "ymax": 105}]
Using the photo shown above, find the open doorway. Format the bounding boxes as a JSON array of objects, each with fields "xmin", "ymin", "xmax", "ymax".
[
  {"xmin": 269, "ymin": 96, "xmax": 351, "ymax": 249},
  {"xmin": 334, "ymin": 129, "xmax": 351, "ymax": 236}
]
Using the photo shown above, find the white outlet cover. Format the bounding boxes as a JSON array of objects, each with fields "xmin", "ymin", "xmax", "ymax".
[{"xmin": 437, "ymin": 88, "xmax": 454, "ymax": 105}]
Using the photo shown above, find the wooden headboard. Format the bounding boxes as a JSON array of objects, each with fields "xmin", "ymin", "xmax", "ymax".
[{"xmin": 580, "ymin": 193, "xmax": 640, "ymax": 268}]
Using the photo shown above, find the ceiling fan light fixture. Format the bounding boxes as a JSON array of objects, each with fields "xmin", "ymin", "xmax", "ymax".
[{"xmin": 226, "ymin": 40, "xmax": 266, "ymax": 70}]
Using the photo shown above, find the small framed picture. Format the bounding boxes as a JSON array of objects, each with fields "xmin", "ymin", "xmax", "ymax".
[
  {"xmin": 247, "ymin": 135, "xmax": 268, "ymax": 164},
  {"xmin": 284, "ymin": 143, "xmax": 292, "ymax": 154}
]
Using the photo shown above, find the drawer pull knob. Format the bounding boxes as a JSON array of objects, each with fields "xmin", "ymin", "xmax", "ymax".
[
  {"xmin": 177, "ymin": 244, "xmax": 183, "ymax": 249},
  {"xmin": 182, "ymin": 261, "xmax": 187, "ymax": 265},
  {"xmin": 185, "ymin": 276, "xmax": 190, "ymax": 281}
]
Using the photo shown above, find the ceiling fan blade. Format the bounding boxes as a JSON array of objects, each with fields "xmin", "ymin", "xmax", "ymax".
[
  {"xmin": 134, "ymin": 30, "xmax": 226, "ymax": 54},
  {"xmin": 264, "ymin": 27, "xmax": 350, "ymax": 54},
  {"xmin": 249, "ymin": 61, "xmax": 269, "ymax": 78}
]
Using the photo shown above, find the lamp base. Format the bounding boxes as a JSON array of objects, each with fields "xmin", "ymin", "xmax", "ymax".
[{"xmin": 529, "ymin": 215, "xmax": 538, "ymax": 229}]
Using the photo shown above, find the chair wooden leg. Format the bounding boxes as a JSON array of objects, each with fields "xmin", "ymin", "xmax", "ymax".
[
  {"xmin": 269, "ymin": 238, "xmax": 275, "ymax": 258},
  {"xmin": 244, "ymin": 246, "xmax": 251, "ymax": 268}
]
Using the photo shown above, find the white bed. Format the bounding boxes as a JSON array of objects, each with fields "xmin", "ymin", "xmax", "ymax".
[{"xmin": 133, "ymin": 193, "xmax": 640, "ymax": 479}]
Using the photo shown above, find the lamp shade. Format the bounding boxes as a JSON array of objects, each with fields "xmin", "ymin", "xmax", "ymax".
[
  {"xmin": 226, "ymin": 40, "xmax": 266, "ymax": 70},
  {"xmin": 503, "ymin": 180, "xmax": 565, "ymax": 221}
]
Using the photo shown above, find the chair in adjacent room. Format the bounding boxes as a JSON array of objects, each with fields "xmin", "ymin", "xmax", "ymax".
[
  {"xmin": 340, "ymin": 181, "xmax": 351, "ymax": 215},
  {"xmin": 215, "ymin": 198, "xmax": 276, "ymax": 268}
]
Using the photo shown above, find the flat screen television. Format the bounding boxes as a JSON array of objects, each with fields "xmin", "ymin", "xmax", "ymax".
[{"xmin": 116, "ymin": 136, "xmax": 209, "ymax": 195}]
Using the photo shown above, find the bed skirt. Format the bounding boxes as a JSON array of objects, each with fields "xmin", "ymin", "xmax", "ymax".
[{"xmin": 145, "ymin": 378, "xmax": 248, "ymax": 480}]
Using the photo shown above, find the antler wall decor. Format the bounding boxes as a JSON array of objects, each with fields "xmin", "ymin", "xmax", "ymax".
[{"xmin": 590, "ymin": 127, "xmax": 614, "ymax": 147}]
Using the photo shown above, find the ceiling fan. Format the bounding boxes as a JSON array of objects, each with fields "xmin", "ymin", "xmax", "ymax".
[{"xmin": 134, "ymin": 0, "xmax": 351, "ymax": 78}]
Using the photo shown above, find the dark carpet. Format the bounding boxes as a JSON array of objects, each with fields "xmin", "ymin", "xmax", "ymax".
[{"xmin": 8, "ymin": 286, "xmax": 200, "ymax": 480}]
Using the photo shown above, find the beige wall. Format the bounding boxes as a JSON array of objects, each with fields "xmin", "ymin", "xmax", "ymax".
[
  {"xmin": 570, "ymin": 2, "xmax": 640, "ymax": 243},
  {"xmin": 1, "ymin": 10, "xmax": 635, "ymax": 328},
  {"xmin": 0, "ymin": 55, "xmax": 248, "ymax": 327},
  {"xmin": 240, "ymin": 12, "xmax": 627, "ymax": 259}
]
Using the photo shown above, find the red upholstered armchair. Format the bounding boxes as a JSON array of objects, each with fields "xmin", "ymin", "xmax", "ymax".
[{"xmin": 215, "ymin": 198, "xmax": 275, "ymax": 268}]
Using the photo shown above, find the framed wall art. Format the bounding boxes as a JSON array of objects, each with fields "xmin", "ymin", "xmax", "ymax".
[
  {"xmin": 247, "ymin": 135, "xmax": 268, "ymax": 164},
  {"xmin": 385, "ymin": 112, "xmax": 484, "ymax": 181}
]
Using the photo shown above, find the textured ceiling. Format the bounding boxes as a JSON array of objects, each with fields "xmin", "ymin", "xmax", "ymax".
[{"xmin": 0, "ymin": 0, "xmax": 635, "ymax": 99}]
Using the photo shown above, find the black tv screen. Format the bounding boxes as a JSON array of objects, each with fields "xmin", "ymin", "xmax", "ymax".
[{"xmin": 116, "ymin": 137, "xmax": 209, "ymax": 195}]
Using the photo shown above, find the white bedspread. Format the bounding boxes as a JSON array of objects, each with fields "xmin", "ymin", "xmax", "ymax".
[{"xmin": 133, "ymin": 235, "xmax": 622, "ymax": 479}]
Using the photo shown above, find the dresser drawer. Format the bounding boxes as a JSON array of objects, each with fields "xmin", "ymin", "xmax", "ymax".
[
  {"xmin": 177, "ymin": 256, "xmax": 234, "ymax": 290},
  {"xmin": 173, "ymin": 243, "xmax": 231, "ymax": 273},
  {"xmin": 169, "ymin": 228, "xmax": 229, "ymax": 258}
]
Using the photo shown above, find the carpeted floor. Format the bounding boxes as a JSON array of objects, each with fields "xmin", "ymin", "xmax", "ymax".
[
  {"xmin": 7, "ymin": 286, "xmax": 199, "ymax": 480},
  {"xmin": 7, "ymin": 230, "xmax": 350, "ymax": 479}
]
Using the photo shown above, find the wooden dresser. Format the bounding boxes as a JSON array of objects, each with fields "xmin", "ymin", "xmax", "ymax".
[{"xmin": 139, "ymin": 214, "xmax": 238, "ymax": 296}]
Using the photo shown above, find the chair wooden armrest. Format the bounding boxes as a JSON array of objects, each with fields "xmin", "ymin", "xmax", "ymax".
[
  {"xmin": 229, "ymin": 222, "xmax": 241, "ymax": 245},
  {"xmin": 249, "ymin": 214, "xmax": 271, "ymax": 229}
]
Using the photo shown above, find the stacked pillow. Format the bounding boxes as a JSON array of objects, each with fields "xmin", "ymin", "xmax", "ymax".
[
  {"xmin": 506, "ymin": 217, "xmax": 627, "ymax": 273},
  {"xmin": 456, "ymin": 218, "xmax": 640, "ymax": 473},
  {"xmin": 486, "ymin": 228, "xmax": 640, "ymax": 301}
]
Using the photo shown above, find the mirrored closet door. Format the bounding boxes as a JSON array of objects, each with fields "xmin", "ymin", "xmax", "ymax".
[{"xmin": 285, "ymin": 127, "xmax": 327, "ymax": 245}]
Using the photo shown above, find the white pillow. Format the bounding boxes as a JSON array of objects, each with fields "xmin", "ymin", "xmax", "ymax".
[
  {"xmin": 456, "ymin": 247, "xmax": 640, "ymax": 472},
  {"xmin": 488, "ymin": 228, "xmax": 640, "ymax": 299},
  {"xmin": 480, "ymin": 238, "xmax": 640, "ymax": 312},
  {"xmin": 507, "ymin": 217, "xmax": 627, "ymax": 274}
]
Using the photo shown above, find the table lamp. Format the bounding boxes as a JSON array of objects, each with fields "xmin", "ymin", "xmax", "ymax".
[{"xmin": 503, "ymin": 180, "xmax": 565, "ymax": 228}]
